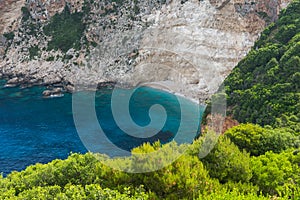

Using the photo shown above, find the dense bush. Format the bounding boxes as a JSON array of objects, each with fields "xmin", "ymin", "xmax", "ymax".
[
  {"xmin": 29, "ymin": 45, "xmax": 40, "ymax": 59},
  {"xmin": 275, "ymin": 113, "xmax": 300, "ymax": 133},
  {"xmin": 43, "ymin": 6, "xmax": 85, "ymax": 53},
  {"xmin": 251, "ymin": 149, "xmax": 300, "ymax": 196},
  {"xmin": 197, "ymin": 188, "xmax": 269, "ymax": 200},
  {"xmin": 2, "ymin": 32, "xmax": 15, "ymax": 56},
  {"xmin": 225, "ymin": 123, "xmax": 300, "ymax": 156},
  {"xmin": 21, "ymin": 6, "xmax": 31, "ymax": 21},
  {"xmin": 130, "ymin": 143, "xmax": 216, "ymax": 199},
  {"xmin": 200, "ymin": 136, "xmax": 252, "ymax": 183},
  {"xmin": 3, "ymin": 32, "xmax": 14, "ymax": 41},
  {"xmin": 5, "ymin": 184, "xmax": 150, "ymax": 200},
  {"xmin": 224, "ymin": 0, "xmax": 300, "ymax": 128},
  {"xmin": 1, "ymin": 135, "xmax": 300, "ymax": 199}
]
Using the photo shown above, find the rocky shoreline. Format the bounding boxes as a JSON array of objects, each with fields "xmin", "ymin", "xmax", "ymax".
[
  {"xmin": 1, "ymin": 73, "xmax": 118, "ymax": 98},
  {"xmin": 0, "ymin": 0, "xmax": 291, "ymax": 100},
  {"xmin": 0, "ymin": 71, "xmax": 204, "ymax": 104},
  {"xmin": 0, "ymin": 70, "xmax": 71, "ymax": 97}
]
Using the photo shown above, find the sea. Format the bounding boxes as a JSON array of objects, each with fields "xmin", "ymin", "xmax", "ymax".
[{"xmin": 0, "ymin": 80, "xmax": 203, "ymax": 176}]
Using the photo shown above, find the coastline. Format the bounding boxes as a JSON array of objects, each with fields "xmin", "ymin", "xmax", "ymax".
[
  {"xmin": 0, "ymin": 76, "xmax": 204, "ymax": 106},
  {"xmin": 139, "ymin": 81, "xmax": 204, "ymax": 105}
]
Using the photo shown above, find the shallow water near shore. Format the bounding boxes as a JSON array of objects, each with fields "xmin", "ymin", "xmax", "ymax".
[{"xmin": 0, "ymin": 80, "xmax": 203, "ymax": 176}]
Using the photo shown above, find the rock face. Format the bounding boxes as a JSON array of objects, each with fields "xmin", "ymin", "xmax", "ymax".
[
  {"xmin": 100, "ymin": 0, "xmax": 290, "ymax": 101},
  {"xmin": 0, "ymin": 0, "xmax": 25, "ymax": 35},
  {"xmin": 0, "ymin": 0, "xmax": 290, "ymax": 101},
  {"xmin": 131, "ymin": 0, "xmax": 264, "ymax": 100}
]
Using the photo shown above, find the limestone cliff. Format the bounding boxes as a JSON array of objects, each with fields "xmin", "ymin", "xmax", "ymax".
[{"xmin": 0, "ymin": 0, "xmax": 290, "ymax": 101}]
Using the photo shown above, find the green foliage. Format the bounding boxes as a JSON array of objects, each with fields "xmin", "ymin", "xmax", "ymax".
[
  {"xmin": 46, "ymin": 56, "xmax": 55, "ymax": 61},
  {"xmin": 130, "ymin": 142, "xmax": 216, "ymax": 199},
  {"xmin": 0, "ymin": 143, "xmax": 215, "ymax": 199},
  {"xmin": 222, "ymin": 181, "xmax": 260, "ymax": 195},
  {"xmin": 43, "ymin": 5, "xmax": 85, "ymax": 53},
  {"xmin": 133, "ymin": 0, "xmax": 140, "ymax": 15},
  {"xmin": 3, "ymin": 32, "xmax": 15, "ymax": 41},
  {"xmin": 225, "ymin": 124, "xmax": 300, "ymax": 156},
  {"xmin": 1, "ymin": 137, "xmax": 300, "ymax": 199},
  {"xmin": 251, "ymin": 149, "xmax": 300, "ymax": 196},
  {"xmin": 21, "ymin": 6, "xmax": 31, "ymax": 21},
  {"xmin": 29, "ymin": 45, "xmax": 40, "ymax": 59},
  {"xmin": 25, "ymin": 22, "xmax": 38, "ymax": 36},
  {"xmin": 197, "ymin": 188, "xmax": 269, "ymax": 200},
  {"xmin": 224, "ymin": 0, "xmax": 300, "ymax": 128},
  {"xmin": 2, "ymin": 32, "xmax": 15, "ymax": 56},
  {"xmin": 275, "ymin": 113, "xmax": 300, "ymax": 133},
  {"xmin": 201, "ymin": 136, "xmax": 252, "ymax": 183},
  {"xmin": 10, "ymin": 184, "xmax": 149, "ymax": 199}
]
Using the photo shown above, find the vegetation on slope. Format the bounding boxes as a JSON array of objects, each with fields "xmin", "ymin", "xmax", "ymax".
[
  {"xmin": 1, "ymin": 0, "xmax": 300, "ymax": 199},
  {"xmin": 0, "ymin": 131, "xmax": 299, "ymax": 199},
  {"xmin": 43, "ymin": 6, "xmax": 85, "ymax": 53},
  {"xmin": 224, "ymin": 0, "xmax": 300, "ymax": 130},
  {"xmin": 225, "ymin": 123, "xmax": 299, "ymax": 156}
]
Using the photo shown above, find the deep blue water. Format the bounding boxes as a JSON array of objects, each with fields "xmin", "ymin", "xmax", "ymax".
[{"xmin": 0, "ymin": 80, "xmax": 203, "ymax": 176}]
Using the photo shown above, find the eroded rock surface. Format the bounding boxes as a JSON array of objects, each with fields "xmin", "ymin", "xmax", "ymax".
[{"xmin": 0, "ymin": 0, "xmax": 290, "ymax": 101}]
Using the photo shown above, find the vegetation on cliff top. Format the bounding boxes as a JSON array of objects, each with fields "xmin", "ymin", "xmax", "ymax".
[{"xmin": 224, "ymin": 0, "xmax": 300, "ymax": 130}]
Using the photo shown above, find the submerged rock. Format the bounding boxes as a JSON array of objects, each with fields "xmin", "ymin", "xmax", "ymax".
[
  {"xmin": 4, "ymin": 78, "xmax": 18, "ymax": 87},
  {"xmin": 97, "ymin": 81, "xmax": 117, "ymax": 89},
  {"xmin": 42, "ymin": 87, "xmax": 63, "ymax": 98},
  {"xmin": 65, "ymin": 84, "xmax": 75, "ymax": 92}
]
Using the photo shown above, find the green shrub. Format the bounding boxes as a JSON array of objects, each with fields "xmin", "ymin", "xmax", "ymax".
[
  {"xmin": 21, "ymin": 6, "xmax": 31, "ymax": 21},
  {"xmin": 224, "ymin": 0, "xmax": 300, "ymax": 128},
  {"xmin": 224, "ymin": 124, "xmax": 299, "ymax": 156},
  {"xmin": 250, "ymin": 149, "xmax": 300, "ymax": 196},
  {"xmin": 200, "ymin": 136, "xmax": 252, "ymax": 183},
  {"xmin": 126, "ymin": 141, "xmax": 217, "ymax": 199},
  {"xmin": 3, "ymin": 32, "xmax": 15, "ymax": 41},
  {"xmin": 3, "ymin": 184, "xmax": 150, "ymax": 200},
  {"xmin": 275, "ymin": 114, "xmax": 300, "ymax": 134},
  {"xmin": 0, "ymin": 139, "xmax": 298, "ymax": 199},
  {"xmin": 197, "ymin": 188, "xmax": 269, "ymax": 200},
  {"xmin": 29, "ymin": 45, "xmax": 39, "ymax": 59},
  {"xmin": 44, "ymin": 5, "xmax": 85, "ymax": 53},
  {"xmin": 46, "ymin": 56, "xmax": 55, "ymax": 61}
]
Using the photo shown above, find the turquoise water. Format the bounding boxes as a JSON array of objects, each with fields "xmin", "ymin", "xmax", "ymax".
[{"xmin": 0, "ymin": 80, "xmax": 203, "ymax": 176}]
